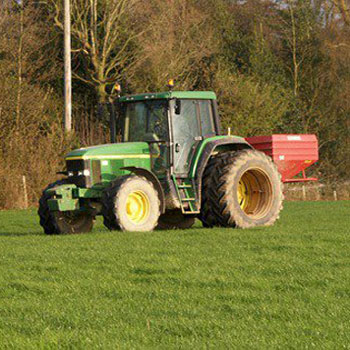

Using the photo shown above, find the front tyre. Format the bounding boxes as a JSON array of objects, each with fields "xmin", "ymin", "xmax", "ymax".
[
  {"xmin": 52, "ymin": 211, "xmax": 94, "ymax": 234},
  {"xmin": 200, "ymin": 149, "xmax": 283, "ymax": 228},
  {"xmin": 101, "ymin": 175, "xmax": 160, "ymax": 232},
  {"xmin": 38, "ymin": 180, "xmax": 94, "ymax": 234}
]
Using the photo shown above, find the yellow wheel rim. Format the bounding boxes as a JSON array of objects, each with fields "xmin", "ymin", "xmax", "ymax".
[
  {"xmin": 237, "ymin": 178, "xmax": 249, "ymax": 211},
  {"xmin": 126, "ymin": 190, "xmax": 150, "ymax": 224},
  {"xmin": 236, "ymin": 168, "xmax": 273, "ymax": 219}
]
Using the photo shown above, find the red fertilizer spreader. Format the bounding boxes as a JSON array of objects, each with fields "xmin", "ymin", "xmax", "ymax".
[{"xmin": 245, "ymin": 134, "xmax": 319, "ymax": 183}]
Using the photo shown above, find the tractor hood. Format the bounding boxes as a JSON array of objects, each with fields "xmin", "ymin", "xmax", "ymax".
[{"xmin": 65, "ymin": 142, "xmax": 151, "ymax": 160}]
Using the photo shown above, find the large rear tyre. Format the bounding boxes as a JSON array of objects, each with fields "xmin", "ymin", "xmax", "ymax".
[
  {"xmin": 156, "ymin": 210, "xmax": 195, "ymax": 230},
  {"xmin": 200, "ymin": 149, "xmax": 283, "ymax": 228},
  {"xmin": 38, "ymin": 180, "xmax": 94, "ymax": 234},
  {"xmin": 101, "ymin": 175, "xmax": 160, "ymax": 232}
]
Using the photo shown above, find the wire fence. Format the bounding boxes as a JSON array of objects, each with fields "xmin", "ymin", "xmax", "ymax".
[{"xmin": 284, "ymin": 182, "xmax": 350, "ymax": 201}]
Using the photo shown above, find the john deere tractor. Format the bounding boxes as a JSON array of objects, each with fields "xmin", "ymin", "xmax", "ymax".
[{"xmin": 38, "ymin": 89, "xmax": 283, "ymax": 234}]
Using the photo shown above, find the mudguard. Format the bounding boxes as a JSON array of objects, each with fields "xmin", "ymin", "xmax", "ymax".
[{"xmin": 191, "ymin": 136, "xmax": 252, "ymax": 204}]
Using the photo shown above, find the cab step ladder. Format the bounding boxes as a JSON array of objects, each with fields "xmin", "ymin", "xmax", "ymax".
[{"xmin": 172, "ymin": 175, "xmax": 200, "ymax": 214}]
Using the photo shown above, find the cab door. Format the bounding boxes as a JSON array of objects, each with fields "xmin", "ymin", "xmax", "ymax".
[
  {"xmin": 171, "ymin": 99, "xmax": 202, "ymax": 176},
  {"xmin": 171, "ymin": 99, "xmax": 217, "ymax": 176}
]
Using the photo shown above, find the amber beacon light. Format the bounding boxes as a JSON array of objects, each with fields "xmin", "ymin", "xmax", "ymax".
[{"xmin": 167, "ymin": 79, "xmax": 175, "ymax": 90}]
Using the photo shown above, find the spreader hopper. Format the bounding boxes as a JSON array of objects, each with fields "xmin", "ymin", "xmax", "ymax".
[{"xmin": 245, "ymin": 134, "xmax": 319, "ymax": 183}]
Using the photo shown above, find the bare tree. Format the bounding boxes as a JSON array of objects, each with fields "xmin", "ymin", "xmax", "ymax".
[
  {"xmin": 16, "ymin": 2, "xmax": 24, "ymax": 125},
  {"xmin": 333, "ymin": 0, "xmax": 350, "ymax": 25},
  {"xmin": 0, "ymin": 2, "xmax": 53, "ymax": 131},
  {"xmin": 287, "ymin": 1, "xmax": 300, "ymax": 97},
  {"xmin": 51, "ymin": 0, "xmax": 144, "ymax": 104},
  {"xmin": 129, "ymin": 0, "xmax": 216, "ymax": 92}
]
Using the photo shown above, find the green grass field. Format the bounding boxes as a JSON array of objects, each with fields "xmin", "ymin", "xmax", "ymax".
[{"xmin": 0, "ymin": 202, "xmax": 349, "ymax": 349}]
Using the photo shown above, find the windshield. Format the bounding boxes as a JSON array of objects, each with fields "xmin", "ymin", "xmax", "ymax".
[{"xmin": 119, "ymin": 100, "xmax": 169, "ymax": 142}]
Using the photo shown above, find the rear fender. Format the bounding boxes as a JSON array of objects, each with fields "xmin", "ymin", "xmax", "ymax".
[
  {"xmin": 191, "ymin": 137, "xmax": 252, "ymax": 181},
  {"xmin": 121, "ymin": 166, "xmax": 166, "ymax": 213},
  {"xmin": 191, "ymin": 137, "xmax": 252, "ymax": 204}
]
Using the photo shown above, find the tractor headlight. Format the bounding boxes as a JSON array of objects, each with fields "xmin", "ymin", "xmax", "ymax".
[
  {"xmin": 66, "ymin": 159, "xmax": 94, "ymax": 188},
  {"xmin": 77, "ymin": 170, "xmax": 90, "ymax": 176}
]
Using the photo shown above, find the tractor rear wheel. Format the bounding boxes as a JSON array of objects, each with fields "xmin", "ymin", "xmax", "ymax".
[
  {"xmin": 156, "ymin": 210, "xmax": 195, "ymax": 230},
  {"xmin": 200, "ymin": 149, "xmax": 283, "ymax": 228},
  {"xmin": 38, "ymin": 180, "xmax": 94, "ymax": 234},
  {"xmin": 101, "ymin": 175, "xmax": 160, "ymax": 232}
]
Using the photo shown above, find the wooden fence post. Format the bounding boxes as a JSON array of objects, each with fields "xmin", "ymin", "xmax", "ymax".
[
  {"xmin": 316, "ymin": 186, "xmax": 321, "ymax": 201},
  {"xmin": 22, "ymin": 175, "xmax": 28, "ymax": 209},
  {"xmin": 302, "ymin": 185, "xmax": 306, "ymax": 201},
  {"xmin": 333, "ymin": 190, "xmax": 338, "ymax": 201}
]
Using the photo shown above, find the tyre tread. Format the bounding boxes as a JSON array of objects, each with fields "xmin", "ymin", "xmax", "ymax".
[{"xmin": 200, "ymin": 150, "xmax": 284, "ymax": 228}]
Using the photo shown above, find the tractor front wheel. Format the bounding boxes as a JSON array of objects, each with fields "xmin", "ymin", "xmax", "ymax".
[
  {"xmin": 200, "ymin": 149, "xmax": 283, "ymax": 228},
  {"xmin": 38, "ymin": 180, "xmax": 94, "ymax": 234},
  {"xmin": 101, "ymin": 175, "xmax": 160, "ymax": 232}
]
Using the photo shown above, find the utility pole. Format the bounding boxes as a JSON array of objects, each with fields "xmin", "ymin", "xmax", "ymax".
[{"xmin": 64, "ymin": 0, "xmax": 72, "ymax": 132}]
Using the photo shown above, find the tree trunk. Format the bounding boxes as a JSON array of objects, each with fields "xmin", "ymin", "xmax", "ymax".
[
  {"xmin": 96, "ymin": 83, "xmax": 107, "ymax": 104},
  {"xmin": 16, "ymin": 5, "xmax": 24, "ymax": 128},
  {"xmin": 337, "ymin": 0, "xmax": 350, "ymax": 26},
  {"xmin": 96, "ymin": 83, "xmax": 109, "ymax": 122},
  {"xmin": 289, "ymin": 3, "xmax": 299, "ymax": 97}
]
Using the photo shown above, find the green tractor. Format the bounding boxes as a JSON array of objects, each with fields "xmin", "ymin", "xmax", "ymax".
[{"xmin": 38, "ymin": 89, "xmax": 283, "ymax": 234}]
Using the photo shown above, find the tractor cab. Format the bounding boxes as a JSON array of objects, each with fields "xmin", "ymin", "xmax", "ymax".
[{"xmin": 114, "ymin": 91, "xmax": 220, "ymax": 177}]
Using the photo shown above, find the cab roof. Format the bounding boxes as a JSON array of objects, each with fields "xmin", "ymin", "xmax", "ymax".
[{"xmin": 119, "ymin": 91, "xmax": 216, "ymax": 102}]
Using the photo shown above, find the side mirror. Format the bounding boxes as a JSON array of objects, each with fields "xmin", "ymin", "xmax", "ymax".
[{"xmin": 175, "ymin": 99, "xmax": 181, "ymax": 115}]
